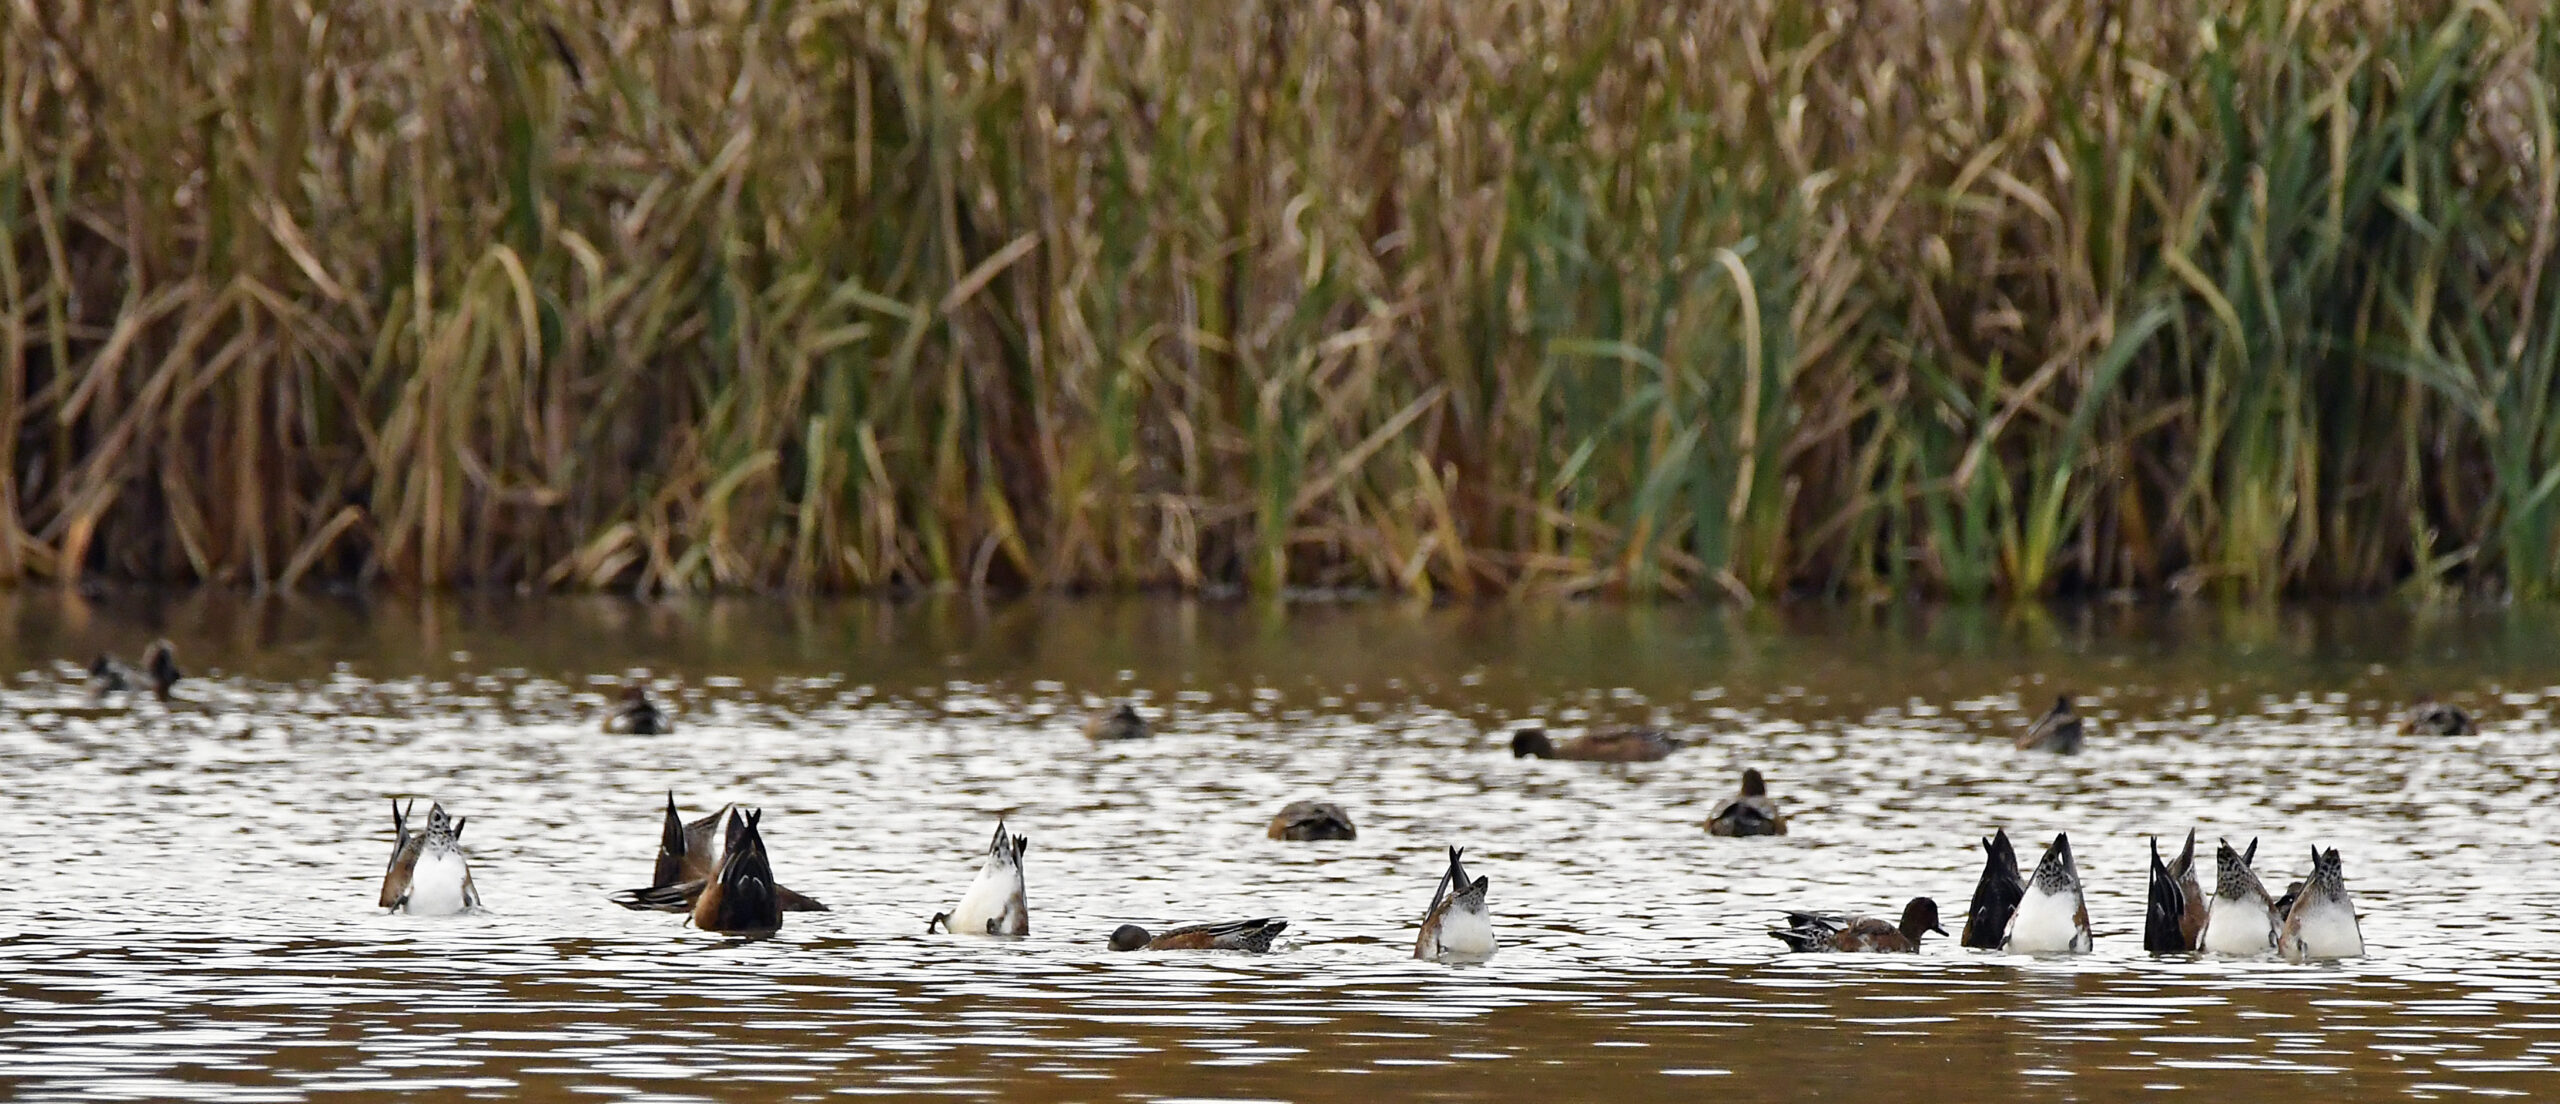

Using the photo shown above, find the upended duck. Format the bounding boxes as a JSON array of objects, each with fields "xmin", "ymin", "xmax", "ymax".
[
  {"xmin": 2198, "ymin": 837, "xmax": 2278, "ymax": 956},
  {"xmin": 612, "ymin": 808, "xmax": 792, "ymax": 936},
  {"xmin": 2144, "ymin": 829, "xmax": 2207, "ymax": 953},
  {"xmin": 618, "ymin": 794, "xmax": 828, "ymax": 913},
  {"xmin": 1706, "ymin": 768, "xmax": 1786, "ymax": 836},
  {"xmin": 2004, "ymin": 832, "xmax": 2092, "ymax": 953},
  {"xmin": 613, "ymin": 804, "xmax": 822, "ymax": 935},
  {"xmin": 1510, "ymin": 726, "xmax": 1683, "ymax": 762},
  {"xmin": 379, "ymin": 799, "xmax": 480, "ymax": 916},
  {"xmin": 1107, "ymin": 917, "xmax": 1289, "ymax": 952},
  {"xmin": 1771, "ymin": 898, "xmax": 1946, "ymax": 953},
  {"xmin": 1413, "ymin": 847, "xmax": 1495, "ymax": 962},
  {"xmin": 2276, "ymin": 846, "xmax": 2364, "ymax": 962},
  {"xmin": 927, "ymin": 819, "xmax": 1030, "ymax": 936},
  {"xmin": 1959, "ymin": 828, "xmax": 2025, "ymax": 949}
]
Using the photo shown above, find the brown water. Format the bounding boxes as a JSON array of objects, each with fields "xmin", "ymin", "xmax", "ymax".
[{"xmin": 3, "ymin": 593, "xmax": 2558, "ymax": 1101}]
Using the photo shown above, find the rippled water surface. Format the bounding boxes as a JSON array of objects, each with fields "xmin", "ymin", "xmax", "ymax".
[{"xmin": 6, "ymin": 594, "xmax": 2560, "ymax": 1101}]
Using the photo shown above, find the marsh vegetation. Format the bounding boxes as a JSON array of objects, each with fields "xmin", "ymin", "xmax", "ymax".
[{"xmin": 5, "ymin": 1, "xmax": 2554, "ymax": 597}]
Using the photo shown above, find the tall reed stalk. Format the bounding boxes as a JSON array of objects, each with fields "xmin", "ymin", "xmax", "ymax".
[{"xmin": 2, "ymin": 0, "xmax": 2553, "ymax": 597}]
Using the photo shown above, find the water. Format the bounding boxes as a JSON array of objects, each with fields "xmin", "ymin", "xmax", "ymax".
[{"xmin": 4, "ymin": 594, "xmax": 2559, "ymax": 1101}]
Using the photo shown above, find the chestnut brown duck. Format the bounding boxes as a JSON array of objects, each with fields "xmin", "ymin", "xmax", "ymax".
[
  {"xmin": 1510, "ymin": 726, "xmax": 1683, "ymax": 762},
  {"xmin": 1771, "ymin": 898, "xmax": 1946, "ymax": 953},
  {"xmin": 1107, "ymin": 917, "xmax": 1288, "ymax": 952}
]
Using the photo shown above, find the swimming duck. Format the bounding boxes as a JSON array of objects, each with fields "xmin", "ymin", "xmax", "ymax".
[
  {"xmin": 2277, "ymin": 846, "xmax": 2364, "ymax": 962},
  {"xmin": 2401, "ymin": 695, "xmax": 2475, "ymax": 736},
  {"xmin": 2004, "ymin": 832, "xmax": 2092, "ymax": 952},
  {"xmin": 603, "ymin": 683, "xmax": 672, "ymax": 735},
  {"xmin": 88, "ymin": 640, "xmax": 182, "ymax": 703},
  {"xmin": 2197, "ymin": 837, "xmax": 2279, "ymax": 956},
  {"xmin": 379, "ymin": 800, "xmax": 479, "ymax": 915},
  {"xmin": 1107, "ymin": 917, "xmax": 1289, "ymax": 952},
  {"xmin": 927, "ymin": 819, "xmax": 1030, "ymax": 936},
  {"xmin": 2015, "ymin": 695, "xmax": 2084, "ymax": 753},
  {"xmin": 1084, "ymin": 702, "xmax": 1149, "ymax": 741},
  {"xmin": 1266, "ymin": 800, "xmax": 1357, "ymax": 841},
  {"xmin": 1412, "ymin": 846, "xmax": 1495, "ymax": 962},
  {"xmin": 1510, "ymin": 727, "xmax": 1682, "ymax": 762},
  {"xmin": 1959, "ymin": 828, "xmax": 2024, "ymax": 949},
  {"xmin": 1706, "ymin": 768, "xmax": 1786, "ymax": 836},
  {"xmin": 2143, "ymin": 829, "xmax": 2207, "ymax": 953},
  {"xmin": 1770, "ymin": 897, "xmax": 1946, "ymax": 953},
  {"xmin": 621, "ymin": 794, "xmax": 828, "ymax": 913},
  {"xmin": 615, "ymin": 808, "xmax": 787, "ymax": 936}
]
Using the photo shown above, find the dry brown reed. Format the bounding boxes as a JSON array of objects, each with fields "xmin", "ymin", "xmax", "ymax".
[{"xmin": 3, "ymin": 0, "xmax": 2555, "ymax": 598}]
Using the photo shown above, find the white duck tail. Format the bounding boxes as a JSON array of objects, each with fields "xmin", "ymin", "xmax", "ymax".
[
  {"xmin": 2277, "ymin": 847, "xmax": 2364, "ymax": 962},
  {"xmin": 934, "ymin": 820, "xmax": 1030, "ymax": 936},
  {"xmin": 2003, "ymin": 833, "xmax": 2092, "ymax": 953},
  {"xmin": 397, "ymin": 805, "xmax": 479, "ymax": 916},
  {"xmin": 2199, "ymin": 837, "xmax": 2279, "ymax": 956}
]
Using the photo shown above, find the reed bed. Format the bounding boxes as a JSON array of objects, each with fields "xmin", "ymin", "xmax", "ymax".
[{"xmin": 3, "ymin": 0, "xmax": 2554, "ymax": 598}]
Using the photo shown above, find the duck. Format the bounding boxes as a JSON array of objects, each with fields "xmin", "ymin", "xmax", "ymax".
[
  {"xmin": 1959, "ymin": 828, "xmax": 2024, "ymax": 949},
  {"xmin": 2015, "ymin": 695, "xmax": 2084, "ymax": 753},
  {"xmin": 378, "ymin": 800, "xmax": 479, "ymax": 915},
  {"xmin": 1510, "ymin": 726, "xmax": 1682, "ymax": 762},
  {"xmin": 614, "ymin": 808, "xmax": 787, "ymax": 936},
  {"xmin": 2197, "ymin": 837, "xmax": 2279, "ymax": 956},
  {"xmin": 2277, "ymin": 846, "xmax": 2364, "ymax": 962},
  {"xmin": 603, "ymin": 683, "xmax": 672, "ymax": 735},
  {"xmin": 2143, "ymin": 829, "xmax": 2207, "ymax": 952},
  {"xmin": 1706, "ymin": 768, "xmax": 1786, "ymax": 836},
  {"xmin": 1107, "ymin": 917, "xmax": 1289, "ymax": 952},
  {"xmin": 88, "ymin": 639, "xmax": 182, "ymax": 703},
  {"xmin": 619, "ymin": 794, "xmax": 828, "ymax": 913},
  {"xmin": 1266, "ymin": 800, "xmax": 1357, "ymax": 841},
  {"xmin": 2401, "ymin": 695, "xmax": 2476, "ymax": 736},
  {"xmin": 2273, "ymin": 875, "xmax": 2305, "ymax": 918},
  {"xmin": 1412, "ymin": 847, "xmax": 1495, "ymax": 962},
  {"xmin": 2004, "ymin": 832, "xmax": 2092, "ymax": 953},
  {"xmin": 1770, "ymin": 897, "xmax": 1946, "ymax": 953},
  {"xmin": 927, "ymin": 819, "xmax": 1030, "ymax": 936},
  {"xmin": 1084, "ymin": 702, "xmax": 1149, "ymax": 741}
]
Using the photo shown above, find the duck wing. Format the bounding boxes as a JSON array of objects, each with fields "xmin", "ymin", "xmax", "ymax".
[{"xmin": 612, "ymin": 879, "xmax": 705, "ymax": 913}]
